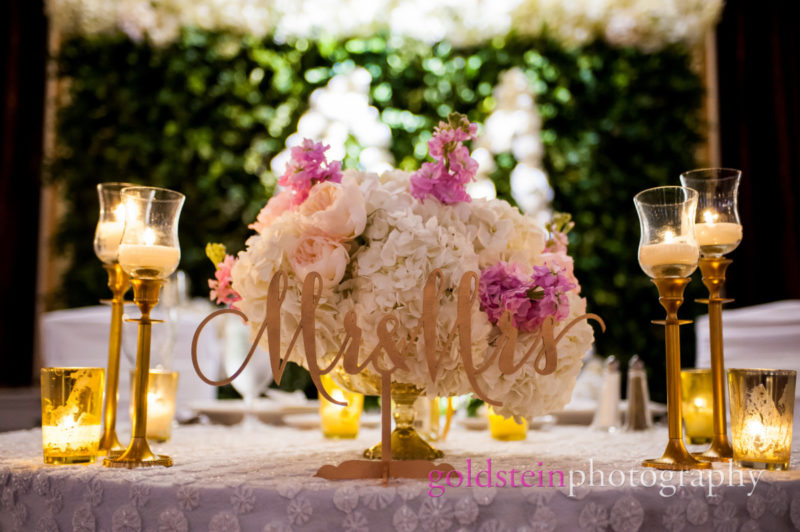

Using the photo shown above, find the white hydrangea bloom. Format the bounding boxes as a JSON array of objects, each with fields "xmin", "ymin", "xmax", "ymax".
[{"xmin": 47, "ymin": 0, "xmax": 723, "ymax": 51}]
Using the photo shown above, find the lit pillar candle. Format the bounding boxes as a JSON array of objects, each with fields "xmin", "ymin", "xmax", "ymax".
[
  {"xmin": 638, "ymin": 231, "xmax": 699, "ymax": 277},
  {"xmin": 694, "ymin": 211, "xmax": 742, "ymax": 255},
  {"xmin": 118, "ymin": 228, "xmax": 180, "ymax": 279},
  {"xmin": 94, "ymin": 203, "xmax": 127, "ymax": 263}
]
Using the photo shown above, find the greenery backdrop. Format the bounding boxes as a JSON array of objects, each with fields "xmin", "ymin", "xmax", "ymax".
[{"xmin": 50, "ymin": 30, "xmax": 706, "ymax": 401}]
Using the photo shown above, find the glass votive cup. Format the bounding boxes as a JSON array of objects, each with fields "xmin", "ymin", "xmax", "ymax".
[
  {"xmin": 319, "ymin": 374, "xmax": 364, "ymax": 439},
  {"xmin": 488, "ymin": 406, "xmax": 528, "ymax": 441},
  {"xmin": 40, "ymin": 367, "xmax": 105, "ymax": 465},
  {"xmin": 129, "ymin": 369, "xmax": 179, "ymax": 442},
  {"xmin": 728, "ymin": 368, "xmax": 796, "ymax": 470},
  {"xmin": 681, "ymin": 369, "xmax": 714, "ymax": 444}
]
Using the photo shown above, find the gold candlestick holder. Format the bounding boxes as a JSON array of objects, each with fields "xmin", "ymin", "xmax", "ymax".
[
  {"xmin": 98, "ymin": 263, "xmax": 130, "ymax": 456},
  {"xmin": 693, "ymin": 256, "xmax": 734, "ymax": 462},
  {"xmin": 103, "ymin": 278, "xmax": 172, "ymax": 468},
  {"xmin": 643, "ymin": 277, "xmax": 710, "ymax": 471}
]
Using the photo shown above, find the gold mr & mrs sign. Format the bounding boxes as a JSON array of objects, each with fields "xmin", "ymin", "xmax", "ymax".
[{"xmin": 191, "ymin": 268, "xmax": 604, "ymax": 481}]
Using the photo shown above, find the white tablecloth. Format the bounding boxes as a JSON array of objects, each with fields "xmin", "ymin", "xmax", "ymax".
[
  {"xmin": 3, "ymin": 424, "xmax": 800, "ymax": 531},
  {"xmin": 41, "ymin": 302, "xmax": 221, "ymax": 412}
]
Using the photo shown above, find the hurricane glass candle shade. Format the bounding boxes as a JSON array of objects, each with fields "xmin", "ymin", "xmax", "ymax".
[{"xmin": 680, "ymin": 168, "xmax": 742, "ymax": 257}]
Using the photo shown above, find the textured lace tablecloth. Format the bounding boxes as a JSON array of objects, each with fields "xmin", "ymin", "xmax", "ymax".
[{"xmin": 3, "ymin": 424, "xmax": 800, "ymax": 532}]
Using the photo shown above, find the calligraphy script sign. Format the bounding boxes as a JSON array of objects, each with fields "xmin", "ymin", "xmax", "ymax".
[{"xmin": 191, "ymin": 268, "xmax": 604, "ymax": 482}]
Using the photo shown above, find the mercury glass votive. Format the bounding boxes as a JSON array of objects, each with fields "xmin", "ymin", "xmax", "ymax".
[
  {"xmin": 681, "ymin": 369, "xmax": 714, "ymax": 444},
  {"xmin": 129, "ymin": 370, "xmax": 179, "ymax": 442},
  {"xmin": 488, "ymin": 406, "xmax": 528, "ymax": 441},
  {"xmin": 41, "ymin": 367, "xmax": 105, "ymax": 464},
  {"xmin": 320, "ymin": 374, "xmax": 363, "ymax": 439},
  {"xmin": 728, "ymin": 369, "xmax": 796, "ymax": 470}
]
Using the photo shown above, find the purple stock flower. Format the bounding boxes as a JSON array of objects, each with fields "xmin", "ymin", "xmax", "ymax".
[
  {"xmin": 479, "ymin": 261, "xmax": 575, "ymax": 333},
  {"xmin": 278, "ymin": 139, "xmax": 342, "ymax": 206},
  {"xmin": 410, "ymin": 112, "xmax": 478, "ymax": 205}
]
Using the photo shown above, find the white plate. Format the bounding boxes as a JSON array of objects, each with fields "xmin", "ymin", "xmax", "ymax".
[
  {"xmin": 188, "ymin": 397, "xmax": 318, "ymax": 425},
  {"xmin": 551, "ymin": 400, "xmax": 667, "ymax": 426},
  {"xmin": 283, "ymin": 413, "xmax": 320, "ymax": 430}
]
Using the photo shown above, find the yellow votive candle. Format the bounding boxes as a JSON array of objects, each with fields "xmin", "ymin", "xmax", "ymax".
[
  {"xmin": 41, "ymin": 367, "xmax": 105, "ymax": 465},
  {"xmin": 130, "ymin": 370, "xmax": 179, "ymax": 442},
  {"xmin": 681, "ymin": 369, "xmax": 714, "ymax": 444},
  {"xmin": 488, "ymin": 406, "xmax": 528, "ymax": 441},
  {"xmin": 319, "ymin": 374, "xmax": 363, "ymax": 439}
]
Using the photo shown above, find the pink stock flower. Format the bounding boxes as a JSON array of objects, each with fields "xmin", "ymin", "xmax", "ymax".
[
  {"xmin": 410, "ymin": 112, "xmax": 478, "ymax": 205},
  {"xmin": 208, "ymin": 255, "xmax": 241, "ymax": 307},
  {"xmin": 277, "ymin": 139, "xmax": 342, "ymax": 206},
  {"xmin": 478, "ymin": 261, "xmax": 575, "ymax": 332}
]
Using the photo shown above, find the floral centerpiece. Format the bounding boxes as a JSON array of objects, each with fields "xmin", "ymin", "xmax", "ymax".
[{"xmin": 208, "ymin": 113, "xmax": 595, "ymax": 421}]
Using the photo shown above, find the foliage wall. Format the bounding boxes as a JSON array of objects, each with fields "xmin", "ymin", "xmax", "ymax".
[{"xmin": 50, "ymin": 30, "xmax": 705, "ymax": 399}]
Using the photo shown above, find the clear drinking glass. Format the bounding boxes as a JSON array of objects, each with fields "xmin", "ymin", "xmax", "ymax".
[
  {"xmin": 634, "ymin": 186, "xmax": 699, "ymax": 278},
  {"xmin": 680, "ymin": 168, "xmax": 742, "ymax": 257},
  {"xmin": 118, "ymin": 186, "xmax": 185, "ymax": 280},
  {"xmin": 728, "ymin": 368, "xmax": 796, "ymax": 470},
  {"xmin": 223, "ymin": 315, "xmax": 272, "ymax": 427},
  {"xmin": 94, "ymin": 182, "xmax": 135, "ymax": 264}
]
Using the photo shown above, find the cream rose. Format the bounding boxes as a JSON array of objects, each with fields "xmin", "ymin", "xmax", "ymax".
[
  {"xmin": 298, "ymin": 179, "xmax": 367, "ymax": 241},
  {"xmin": 289, "ymin": 234, "xmax": 349, "ymax": 288}
]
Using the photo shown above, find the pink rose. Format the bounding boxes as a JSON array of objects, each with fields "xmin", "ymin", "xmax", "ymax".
[
  {"xmin": 289, "ymin": 234, "xmax": 349, "ymax": 288},
  {"xmin": 249, "ymin": 189, "xmax": 294, "ymax": 234},
  {"xmin": 298, "ymin": 180, "xmax": 366, "ymax": 241}
]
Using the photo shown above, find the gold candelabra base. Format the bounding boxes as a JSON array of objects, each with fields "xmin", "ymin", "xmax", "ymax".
[
  {"xmin": 643, "ymin": 277, "xmax": 710, "ymax": 471},
  {"xmin": 103, "ymin": 278, "xmax": 172, "ymax": 469},
  {"xmin": 693, "ymin": 256, "xmax": 734, "ymax": 462},
  {"xmin": 98, "ymin": 263, "xmax": 130, "ymax": 457}
]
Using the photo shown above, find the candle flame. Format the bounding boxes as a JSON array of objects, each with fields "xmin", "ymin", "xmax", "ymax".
[
  {"xmin": 664, "ymin": 230, "xmax": 675, "ymax": 242},
  {"xmin": 114, "ymin": 203, "xmax": 126, "ymax": 222},
  {"xmin": 703, "ymin": 210, "xmax": 716, "ymax": 224},
  {"xmin": 693, "ymin": 397, "xmax": 707, "ymax": 409},
  {"xmin": 143, "ymin": 227, "xmax": 156, "ymax": 246}
]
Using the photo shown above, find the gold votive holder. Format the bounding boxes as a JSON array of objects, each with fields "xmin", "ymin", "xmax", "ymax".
[
  {"xmin": 40, "ymin": 367, "xmax": 105, "ymax": 465},
  {"xmin": 488, "ymin": 406, "xmax": 528, "ymax": 441},
  {"xmin": 728, "ymin": 368, "xmax": 796, "ymax": 470},
  {"xmin": 681, "ymin": 369, "xmax": 714, "ymax": 444},
  {"xmin": 320, "ymin": 374, "xmax": 363, "ymax": 439},
  {"xmin": 129, "ymin": 369, "xmax": 179, "ymax": 442}
]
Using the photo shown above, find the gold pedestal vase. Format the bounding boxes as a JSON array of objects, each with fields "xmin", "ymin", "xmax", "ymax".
[{"xmin": 334, "ymin": 370, "xmax": 444, "ymax": 460}]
